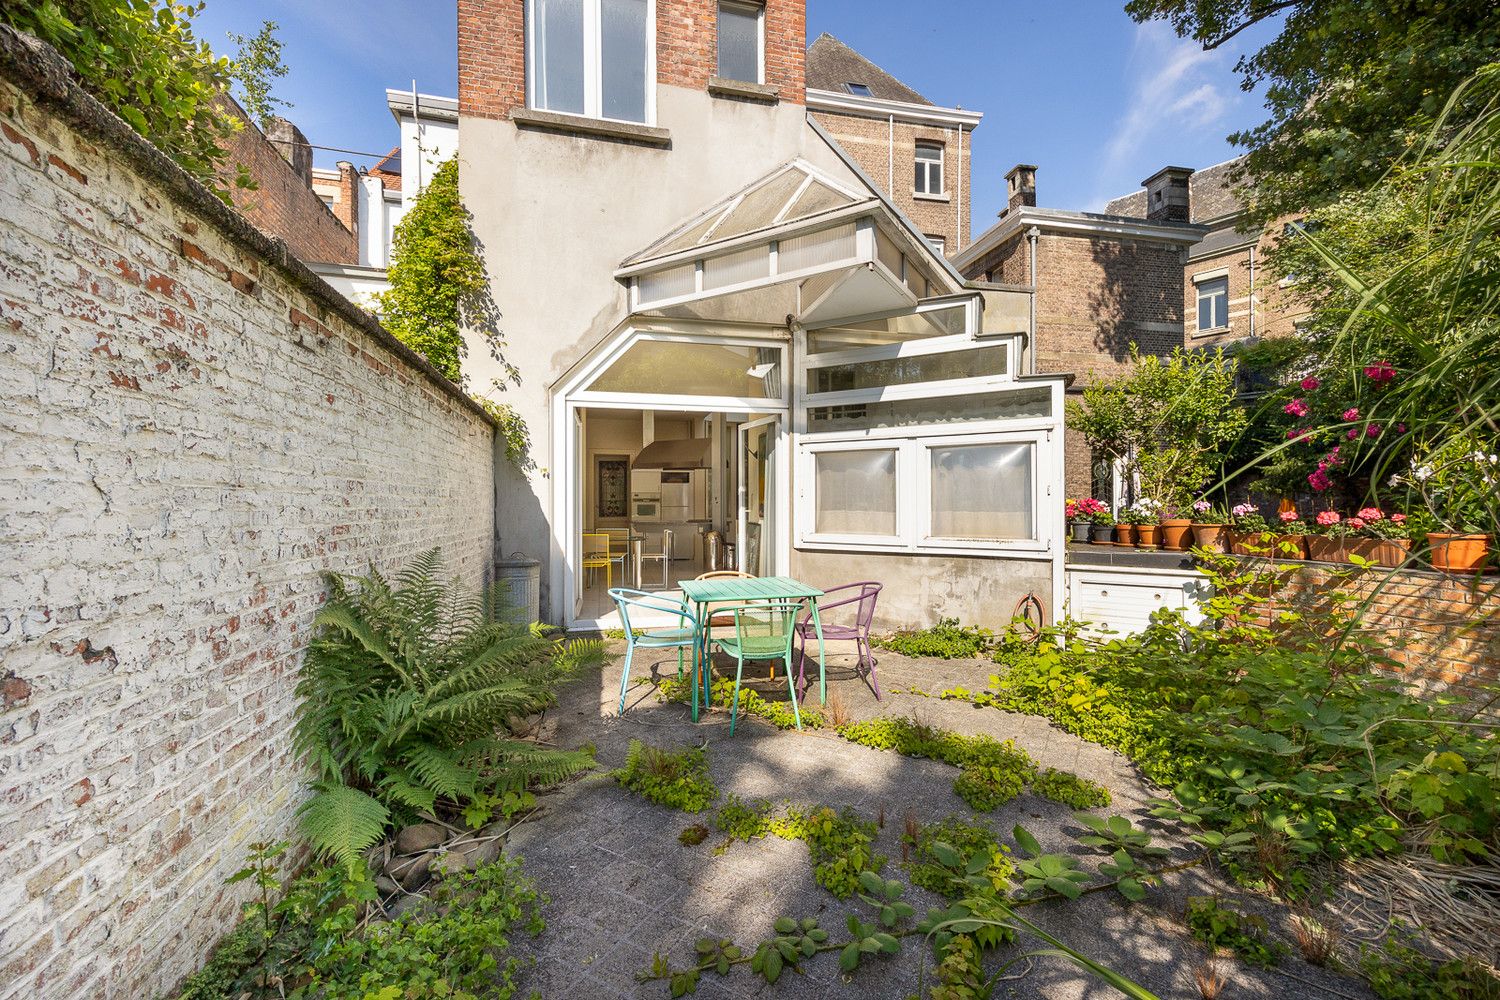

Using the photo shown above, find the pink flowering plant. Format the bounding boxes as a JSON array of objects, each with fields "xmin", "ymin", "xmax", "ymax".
[
  {"xmin": 1190, "ymin": 498, "xmax": 1229, "ymax": 524},
  {"xmin": 1067, "ymin": 497, "xmax": 1113, "ymax": 526},
  {"xmin": 1230, "ymin": 502, "xmax": 1269, "ymax": 532}
]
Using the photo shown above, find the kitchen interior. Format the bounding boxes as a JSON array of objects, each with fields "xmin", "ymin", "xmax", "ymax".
[{"xmin": 577, "ymin": 407, "xmax": 755, "ymax": 621}]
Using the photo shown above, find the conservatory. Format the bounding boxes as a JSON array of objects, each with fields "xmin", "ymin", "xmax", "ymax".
[{"xmin": 548, "ymin": 161, "xmax": 1067, "ymax": 629}]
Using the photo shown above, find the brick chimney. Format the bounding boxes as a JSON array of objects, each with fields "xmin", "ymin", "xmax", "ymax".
[
  {"xmin": 1142, "ymin": 166, "xmax": 1193, "ymax": 223},
  {"xmin": 265, "ymin": 117, "xmax": 313, "ymax": 187},
  {"xmin": 1005, "ymin": 164, "xmax": 1037, "ymax": 212},
  {"xmin": 333, "ymin": 161, "xmax": 359, "ymax": 238}
]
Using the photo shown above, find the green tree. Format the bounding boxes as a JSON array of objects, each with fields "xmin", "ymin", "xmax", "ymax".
[
  {"xmin": 1069, "ymin": 347, "xmax": 1247, "ymax": 511},
  {"xmin": 1125, "ymin": 0, "xmax": 1500, "ymax": 222},
  {"xmin": 227, "ymin": 19, "xmax": 290, "ymax": 128},
  {"xmin": 3, "ymin": 0, "xmax": 242, "ymax": 194},
  {"xmin": 376, "ymin": 157, "xmax": 530, "ymax": 468}
]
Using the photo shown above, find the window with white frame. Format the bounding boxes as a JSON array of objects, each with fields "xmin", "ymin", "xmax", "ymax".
[
  {"xmin": 716, "ymin": 1, "xmax": 762, "ymax": 83},
  {"xmin": 797, "ymin": 297, "xmax": 1055, "ymax": 555},
  {"xmin": 1195, "ymin": 275, "xmax": 1228, "ymax": 332},
  {"xmin": 528, "ymin": 0, "xmax": 652, "ymax": 124},
  {"xmin": 926, "ymin": 233, "xmax": 946, "ymax": 256},
  {"xmin": 914, "ymin": 142, "xmax": 944, "ymax": 195}
]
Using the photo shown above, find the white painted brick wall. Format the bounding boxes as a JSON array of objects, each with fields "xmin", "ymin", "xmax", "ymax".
[{"xmin": 0, "ymin": 72, "xmax": 496, "ymax": 999}]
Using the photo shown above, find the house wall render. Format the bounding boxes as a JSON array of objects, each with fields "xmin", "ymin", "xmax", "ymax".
[{"xmin": 0, "ymin": 28, "xmax": 496, "ymax": 999}]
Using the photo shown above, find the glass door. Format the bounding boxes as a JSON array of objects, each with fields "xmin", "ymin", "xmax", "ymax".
[{"xmin": 737, "ymin": 415, "xmax": 780, "ymax": 576}]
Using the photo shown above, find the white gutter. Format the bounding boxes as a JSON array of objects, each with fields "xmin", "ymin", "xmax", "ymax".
[
  {"xmin": 385, "ymin": 88, "xmax": 459, "ymax": 124},
  {"xmin": 1027, "ymin": 225, "xmax": 1039, "ymax": 374},
  {"xmin": 807, "ymin": 88, "xmax": 983, "ymax": 129}
]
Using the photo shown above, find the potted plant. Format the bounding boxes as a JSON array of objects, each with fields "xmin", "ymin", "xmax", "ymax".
[
  {"xmin": 1086, "ymin": 502, "xmax": 1116, "ymax": 544},
  {"xmin": 1228, "ymin": 503, "xmax": 1267, "ymax": 554},
  {"xmin": 1127, "ymin": 499, "xmax": 1161, "ymax": 549},
  {"xmin": 1160, "ymin": 503, "xmax": 1194, "ymax": 551},
  {"xmin": 1274, "ymin": 509, "xmax": 1309, "ymax": 559},
  {"xmin": 1347, "ymin": 507, "xmax": 1413, "ymax": 567},
  {"xmin": 1065, "ymin": 498, "xmax": 1094, "ymax": 544},
  {"xmin": 1189, "ymin": 499, "xmax": 1230, "ymax": 552},
  {"xmin": 1306, "ymin": 510, "xmax": 1353, "ymax": 562},
  {"xmin": 1402, "ymin": 444, "xmax": 1495, "ymax": 573}
]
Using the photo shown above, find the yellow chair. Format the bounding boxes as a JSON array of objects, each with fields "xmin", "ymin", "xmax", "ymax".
[{"xmin": 582, "ymin": 533, "xmax": 613, "ymax": 591}]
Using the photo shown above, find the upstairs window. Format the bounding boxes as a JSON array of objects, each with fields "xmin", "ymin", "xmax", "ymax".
[
  {"xmin": 845, "ymin": 82, "xmax": 872, "ymax": 96},
  {"xmin": 1196, "ymin": 275, "xmax": 1229, "ymax": 332},
  {"xmin": 717, "ymin": 1, "xmax": 763, "ymax": 83},
  {"xmin": 528, "ymin": 0, "xmax": 653, "ymax": 124},
  {"xmin": 926, "ymin": 233, "xmax": 946, "ymax": 257},
  {"xmin": 914, "ymin": 141, "xmax": 944, "ymax": 195}
]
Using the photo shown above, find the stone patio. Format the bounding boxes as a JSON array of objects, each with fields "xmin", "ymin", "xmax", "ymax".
[{"xmin": 505, "ymin": 639, "xmax": 1376, "ymax": 999}]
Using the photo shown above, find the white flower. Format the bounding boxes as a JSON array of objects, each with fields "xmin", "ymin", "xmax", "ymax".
[{"xmin": 1414, "ymin": 464, "xmax": 1434, "ymax": 481}]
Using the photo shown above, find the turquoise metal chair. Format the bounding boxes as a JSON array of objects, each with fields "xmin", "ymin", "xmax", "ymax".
[
  {"xmin": 712, "ymin": 602, "xmax": 803, "ymax": 735},
  {"xmin": 608, "ymin": 588, "xmax": 702, "ymax": 715}
]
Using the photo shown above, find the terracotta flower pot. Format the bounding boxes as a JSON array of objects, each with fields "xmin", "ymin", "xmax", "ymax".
[
  {"xmin": 1305, "ymin": 536, "xmax": 1347, "ymax": 563},
  {"xmin": 1275, "ymin": 534, "xmax": 1309, "ymax": 560},
  {"xmin": 1116, "ymin": 523, "xmax": 1138, "ymax": 547},
  {"xmin": 1428, "ymin": 533, "xmax": 1493, "ymax": 574},
  {"xmin": 1137, "ymin": 524, "xmax": 1160, "ymax": 549},
  {"xmin": 1090, "ymin": 523, "xmax": 1115, "ymax": 544},
  {"xmin": 1345, "ymin": 538, "xmax": 1411, "ymax": 568},
  {"xmin": 1228, "ymin": 529, "xmax": 1252, "ymax": 555},
  {"xmin": 1191, "ymin": 523, "xmax": 1230, "ymax": 553},
  {"xmin": 1160, "ymin": 518, "xmax": 1193, "ymax": 551}
]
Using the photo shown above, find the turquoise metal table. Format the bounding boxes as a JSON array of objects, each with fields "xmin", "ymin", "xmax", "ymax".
[{"xmin": 678, "ymin": 576, "xmax": 827, "ymax": 723}]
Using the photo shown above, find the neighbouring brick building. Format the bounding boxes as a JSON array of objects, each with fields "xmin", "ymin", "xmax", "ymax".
[
  {"xmin": 953, "ymin": 165, "xmax": 1206, "ymax": 499},
  {"xmin": 1105, "ymin": 157, "xmax": 1310, "ymax": 348},
  {"xmin": 804, "ymin": 33, "xmax": 980, "ymax": 256}
]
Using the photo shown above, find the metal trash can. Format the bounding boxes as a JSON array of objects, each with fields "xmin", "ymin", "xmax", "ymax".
[
  {"xmin": 704, "ymin": 530, "xmax": 724, "ymax": 572},
  {"xmin": 496, "ymin": 552, "xmax": 540, "ymax": 626}
]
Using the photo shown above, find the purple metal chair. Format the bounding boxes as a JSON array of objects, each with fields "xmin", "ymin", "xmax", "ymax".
[{"xmin": 794, "ymin": 582, "xmax": 882, "ymax": 701}]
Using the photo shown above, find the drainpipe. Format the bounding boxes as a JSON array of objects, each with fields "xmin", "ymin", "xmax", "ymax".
[
  {"xmin": 1026, "ymin": 226, "xmax": 1040, "ymax": 374},
  {"xmin": 1247, "ymin": 244, "xmax": 1256, "ymax": 339},
  {"xmin": 887, "ymin": 114, "xmax": 894, "ymax": 196},
  {"xmin": 955, "ymin": 126, "xmax": 964, "ymax": 252}
]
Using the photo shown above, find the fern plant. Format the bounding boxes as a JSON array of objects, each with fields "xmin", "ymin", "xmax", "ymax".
[{"xmin": 293, "ymin": 549, "xmax": 603, "ymax": 866}]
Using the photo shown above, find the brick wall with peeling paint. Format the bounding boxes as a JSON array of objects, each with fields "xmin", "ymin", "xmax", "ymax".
[{"xmin": 0, "ymin": 34, "xmax": 496, "ymax": 999}]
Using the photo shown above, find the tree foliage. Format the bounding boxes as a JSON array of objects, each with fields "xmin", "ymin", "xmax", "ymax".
[
  {"xmin": 227, "ymin": 19, "xmax": 290, "ymax": 129},
  {"xmin": 1069, "ymin": 346, "xmax": 1246, "ymax": 510},
  {"xmin": 1247, "ymin": 67, "xmax": 1500, "ymax": 531},
  {"xmin": 1125, "ymin": 0, "xmax": 1500, "ymax": 222},
  {"xmin": 3, "ymin": 0, "xmax": 243, "ymax": 193}
]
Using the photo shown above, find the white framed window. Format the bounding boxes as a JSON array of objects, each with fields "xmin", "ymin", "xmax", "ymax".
[
  {"xmin": 926, "ymin": 233, "xmax": 946, "ymax": 256},
  {"xmin": 1195, "ymin": 275, "xmax": 1228, "ymax": 332},
  {"xmin": 716, "ymin": 1, "xmax": 763, "ymax": 83},
  {"xmin": 798, "ymin": 431, "xmax": 1049, "ymax": 554},
  {"xmin": 527, "ymin": 0, "xmax": 655, "ymax": 125},
  {"xmin": 914, "ymin": 141, "xmax": 944, "ymax": 195}
]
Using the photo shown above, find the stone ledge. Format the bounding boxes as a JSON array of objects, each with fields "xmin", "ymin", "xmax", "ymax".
[
  {"xmin": 509, "ymin": 107, "xmax": 671, "ymax": 147},
  {"xmin": 707, "ymin": 77, "xmax": 780, "ymax": 103}
]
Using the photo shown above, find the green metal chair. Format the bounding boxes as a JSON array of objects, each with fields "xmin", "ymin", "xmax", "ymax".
[
  {"xmin": 712, "ymin": 602, "xmax": 803, "ymax": 735},
  {"xmin": 608, "ymin": 588, "xmax": 701, "ymax": 715}
]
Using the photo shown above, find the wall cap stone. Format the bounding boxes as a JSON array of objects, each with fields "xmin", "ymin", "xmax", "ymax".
[
  {"xmin": 707, "ymin": 77, "xmax": 780, "ymax": 103},
  {"xmin": 0, "ymin": 24, "xmax": 497, "ymax": 429}
]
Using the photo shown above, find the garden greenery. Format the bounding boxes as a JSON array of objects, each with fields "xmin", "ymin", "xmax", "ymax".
[
  {"xmin": 3, "ymin": 0, "xmax": 247, "ymax": 196},
  {"xmin": 614, "ymin": 739, "xmax": 719, "ymax": 813},
  {"xmin": 946, "ymin": 553, "xmax": 1500, "ymax": 890},
  {"xmin": 873, "ymin": 618, "xmax": 994, "ymax": 659},
  {"xmin": 226, "ymin": 19, "xmax": 290, "ymax": 128},
  {"xmin": 293, "ymin": 549, "xmax": 602, "ymax": 867}
]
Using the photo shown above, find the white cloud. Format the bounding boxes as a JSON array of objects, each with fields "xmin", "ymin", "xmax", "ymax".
[{"xmin": 1087, "ymin": 22, "xmax": 1234, "ymax": 211}]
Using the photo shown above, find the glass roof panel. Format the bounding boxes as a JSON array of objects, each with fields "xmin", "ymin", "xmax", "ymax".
[
  {"xmin": 712, "ymin": 170, "xmax": 815, "ymax": 241},
  {"xmin": 787, "ymin": 180, "xmax": 853, "ymax": 220},
  {"xmin": 807, "ymin": 303, "xmax": 968, "ymax": 353},
  {"xmin": 588, "ymin": 340, "xmax": 782, "ymax": 398}
]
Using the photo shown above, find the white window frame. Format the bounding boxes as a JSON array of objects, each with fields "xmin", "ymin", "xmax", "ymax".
[
  {"xmin": 926, "ymin": 233, "xmax": 946, "ymax": 256},
  {"xmin": 526, "ymin": 0, "xmax": 658, "ymax": 126},
  {"xmin": 914, "ymin": 141, "xmax": 944, "ymax": 196},
  {"xmin": 1194, "ymin": 274, "xmax": 1229, "ymax": 333},
  {"xmin": 715, "ymin": 0, "xmax": 764, "ymax": 84},
  {"xmin": 917, "ymin": 434, "xmax": 1046, "ymax": 552},
  {"xmin": 799, "ymin": 438, "xmax": 908, "ymax": 550}
]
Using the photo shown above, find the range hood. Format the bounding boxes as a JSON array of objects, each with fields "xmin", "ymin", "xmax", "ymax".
[{"xmin": 634, "ymin": 438, "xmax": 711, "ymax": 469}]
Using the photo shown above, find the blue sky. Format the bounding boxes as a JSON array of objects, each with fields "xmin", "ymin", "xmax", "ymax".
[{"xmin": 195, "ymin": 0, "xmax": 1278, "ymax": 221}]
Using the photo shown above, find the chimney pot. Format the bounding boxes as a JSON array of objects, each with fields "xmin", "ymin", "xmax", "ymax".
[
  {"xmin": 1141, "ymin": 165, "xmax": 1194, "ymax": 223},
  {"xmin": 1005, "ymin": 164, "xmax": 1038, "ymax": 212}
]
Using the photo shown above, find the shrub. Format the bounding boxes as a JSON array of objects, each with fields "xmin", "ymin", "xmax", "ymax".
[
  {"xmin": 953, "ymin": 765, "xmax": 1026, "ymax": 811},
  {"xmin": 1360, "ymin": 929, "xmax": 1500, "ymax": 1000},
  {"xmin": 292, "ymin": 549, "xmax": 602, "ymax": 866},
  {"xmin": 801, "ymin": 806, "xmax": 885, "ymax": 898},
  {"xmin": 614, "ymin": 739, "xmax": 718, "ymax": 813},
  {"xmin": 874, "ymin": 618, "xmax": 993, "ymax": 659},
  {"xmin": 836, "ymin": 715, "xmax": 1041, "ymax": 813},
  {"xmin": 904, "ymin": 817, "xmax": 1013, "ymax": 896},
  {"xmin": 1185, "ymin": 895, "xmax": 1284, "ymax": 968},
  {"xmin": 1032, "ymin": 768, "xmax": 1112, "ymax": 809}
]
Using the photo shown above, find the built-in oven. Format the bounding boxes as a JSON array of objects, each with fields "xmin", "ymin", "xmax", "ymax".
[{"xmin": 632, "ymin": 496, "xmax": 661, "ymax": 522}]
